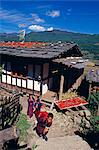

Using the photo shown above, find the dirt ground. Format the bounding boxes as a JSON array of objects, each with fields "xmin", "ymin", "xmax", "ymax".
[{"xmin": 20, "ymin": 95, "xmax": 92, "ymax": 150}]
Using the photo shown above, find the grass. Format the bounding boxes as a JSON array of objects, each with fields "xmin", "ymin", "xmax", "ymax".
[
  {"xmin": 32, "ymin": 144, "xmax": 38, "ymax": 150},
  {"xmin": 16, "ymin": 113, "xmax": 31, "ymax": 142}
]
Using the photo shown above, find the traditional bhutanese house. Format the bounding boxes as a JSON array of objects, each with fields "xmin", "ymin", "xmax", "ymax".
[{"xmin": 0, "ymin": 41, "xmax": 85, "ymax": 99}]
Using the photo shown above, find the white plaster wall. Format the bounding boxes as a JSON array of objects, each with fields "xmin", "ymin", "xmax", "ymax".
[
  {"xmin": 17, "ymin": 78, "xmax": 21, "ymax": 87},
  {"xmin": 12, "ymin": 77, "xmax": 16, "ymax": 85},
  {"xmin": 2, "ymin": 69, "xmax": 6, "ymax": 74},
  {"xmin": 7, "ymin": 75, "xmax": 11, "ymax": 84},
  {"xmin": 22, "ymin": 79, "xmax": 26, "ymax": 88},
  {"xmin": 34, "ymin": 80, "xmax": 40, "ymax": 91},
  {"xmin": 42, "ymin": 80, "xmax": 48, "ymax": 95},
  {"xmin": 27, "ymin": 79, "xmax": 33, "ymax": 89},
  {"xmin": 2, "ymin": 74, "xmax": 6, "ymax": 83}
]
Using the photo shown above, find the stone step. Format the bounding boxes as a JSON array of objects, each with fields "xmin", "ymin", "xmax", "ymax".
[{"xmin": 41, "ymin": 99, "xmax": 53, "ymax": 107}]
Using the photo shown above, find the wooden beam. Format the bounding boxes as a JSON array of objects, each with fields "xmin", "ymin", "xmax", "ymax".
[
  {"xmin": 6, "ymin": 55, "xmax": 7, "ymax": 87},
  {"xmin": 1, "ymin": 54, "xmax": 2, "ymax": 83},
  {"xmin": 97, "ymin": 104, "xmax": 99, "ymax": 116},
  {"xmin": 89, "ymin": 83, "xmax": 92, "ymax": 95},
  {"xmin": 40, "ymin": 64, "xmax": 43, "ymax": 96},
  {"xmin": 33, "ymin": 64, "xmax": 35, "ymax": 95},
  {"xmin": 59, "ymin": 74, "xmax": 64, "ymax": 100}
]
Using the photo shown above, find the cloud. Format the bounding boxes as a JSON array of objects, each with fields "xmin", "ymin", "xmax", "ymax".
[
  {"xmin": 67, "ymin": 8, "xmax": 72, "ymax": 12},
  {"xmin": 47, "ymin": 27, "xmax": 53, "ymax": 31},
  {"xmin": 28, "ymin": 25, "xmax": 46, "ymax": 32},
  {"xmin": 46, "ymin": 10, "xmax": 60, "ymax": 18},
  {"xmin": 66, "ymin": 8, "xmax": 72, "ymax": 16},
  {"xmin": 0, "ymin": 8, "xmax": 45, "ymax": 28},
  {"xmin": 66, "ymin": 12, "xmax": 71, "ymax": 16},
  {"xmin": 28, "ymin": 25, "xmax": 54, "ymax": 32},
  {"xmin": 18, "ymin": 23, "xmax": 27, "ymax": 28},
  {"xmin": 0, "ymin": 9, "xmax": 25, "ymax": 22},
  {"xmin": 31, "ymin": 13, "xmax": 45, "ymax": 23}
]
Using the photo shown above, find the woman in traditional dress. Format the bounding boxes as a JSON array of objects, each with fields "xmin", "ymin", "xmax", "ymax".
[{"xmin": 27, "ymin": 94, "xmax": 35, "ymax": 118}]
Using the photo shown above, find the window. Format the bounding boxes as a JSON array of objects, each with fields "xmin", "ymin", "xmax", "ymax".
[
  {"xmin": 11, "ymin": 61, "xmax": 27, "ymax": 77},
  {"xmin": 28, "ymin": 64, "xmax": 33, "ymax": 78},
  {"xmin": 35, "ymin": 65, "xmax": 41, "ymax": 80}
]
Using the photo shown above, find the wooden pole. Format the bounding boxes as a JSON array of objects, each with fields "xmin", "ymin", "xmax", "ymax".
[
  {"xmin": 59, "ymin": 74, "xmax": 64, "ymax": 100},
  {"xmin": 89, "ymin": 83, "xmax": 92, "ymax": 95},
  {"xmin": 97, "ymin": 103, "xmax": 99, "ymax": 116}
]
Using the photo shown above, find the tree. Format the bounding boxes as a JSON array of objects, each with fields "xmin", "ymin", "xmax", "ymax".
[
  {"xmin": 79, "ymin": 92, "xmax": 99, "ymax": 149},
  {"xmin": 88, "ymin": 92, "xmax": 99, "ymax": 116}
]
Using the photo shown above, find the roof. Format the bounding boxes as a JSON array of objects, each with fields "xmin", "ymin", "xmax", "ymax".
[
  {"xmin": 0, "ymin": 41, "xmax": 81, "ymax": 59},
  {"xmin": 53, "ymin": 57, "xmax": 85, "ymax": 69},
  {"xmin": 86, "ymin": 69, "xmax": 99, "ymax": 83}
]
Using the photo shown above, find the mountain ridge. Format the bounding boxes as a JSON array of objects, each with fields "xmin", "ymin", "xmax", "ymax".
[
  {"xmin": 0, "ymin": 30, "xmax": 99, "ymax": 60},
  {"xmin": 0, "ymin": 30, "xmax": 99, "ymax": 43}
]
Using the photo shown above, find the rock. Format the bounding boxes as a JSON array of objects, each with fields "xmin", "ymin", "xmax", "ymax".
[
  {"xmin": 85, "ymin": 120, "xmax": 90, "ymax": 129},
  {"xmin": 64, "ymin": 120, "xmax": 70, "ymax": 127},
  {"xmin": 19, "ymin": 141, "xmax": 27, "ymax": 146},
  {"xmin": 76, "ymin": 118, "xmax": 81, "ymax": 124},
  {"xmin": 67, "ymin": 116, "xmax": 71, "ymax": 120},
  {"xmin": 73, "ymin": 116, "xmax": 81, "ymax": 125},
  {"xmin": 79, "ymin": 110, "xmax": 84, "ymax": 117},
  {"xmin": 84, "ymin": 110, "xmax": 91, "ymax": 117},
  {"xmin": 36, "ymin": 135, "xmax": 92, "ymax": 150},
  {"xmin": 84, "ymin": 110, "xmax": 91, "ymax": 121},
  {"xmin": 82, "ymin": 118, "xmax": 87, "ymax": 126},
  {"xmin": 65, "ymin": 111, "xmax": 71, "ymax": 115},
  {"xmin": 79, "ymin": 127, "xmax": 83, "ymax": 132},
  {"xmin": 73, "ymin": 116, "xmax": 77, "ymax": 122},
  {"xmin": 86, "ymin": 116, "xmax": 90, "ymax": 121},
  {"xmin": 59, "ymin": 122, "xmax": 65, "ymax": 128}
]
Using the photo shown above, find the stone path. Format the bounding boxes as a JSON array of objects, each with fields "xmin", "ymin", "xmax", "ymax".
[
  {"xmin": 36, "ymin": 135, "xmax": 92, "ymax": 150},
  {"xmin": 20, "ymin": 96, "xmax": 92, "ymax": 150}
]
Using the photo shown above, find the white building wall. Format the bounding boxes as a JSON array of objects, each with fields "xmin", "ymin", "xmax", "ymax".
[
  {"xmin": 42, "ymin": 80, "xmax": 48, "ymax": 95},
  {"xmin": 12, "ymin": 77, "xmax": 16, "ymax": 85},
  {"xmin": 1, "ymin": 61, "xmax": 49, "ymax": 95},
  {"xmin": 27, "ymin": 79, "xmax": 33, "ymax": 89},
  {"xmin": 7, "ymin": 75, "xmax": 11, "ymax": 84},
  {"xmin": 2, "ymin": 74, "xmax": 6, "ymax": 83},
  {"xmin": 34, "ymin": 80, "xmax": 40, "ymax": 91},
  {"xmin": 17, "ymin": 78, "xmax": 21, "ymax": 87}
]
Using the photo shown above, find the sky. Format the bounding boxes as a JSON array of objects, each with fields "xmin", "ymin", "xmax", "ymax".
[{"xmin": 0, "ymin": 1, "xmax": 99, "ymax": 34}]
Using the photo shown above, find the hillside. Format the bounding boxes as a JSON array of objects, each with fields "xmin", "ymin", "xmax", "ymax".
[{"xmin": 0, "ymin": 30, "xmax": 99, "ymax": 60}]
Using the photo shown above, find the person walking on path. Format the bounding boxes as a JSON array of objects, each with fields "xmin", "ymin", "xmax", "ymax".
[
  {"xmin": 27, "ymin": 94, "xmax": 35, "ymax": 118},
  {"xmin": 36, "ymin": 112, "xmax": 54, "ymax": 141},
  {"xmin": 34, "ymin": 96, "xmax": 42, "ymax": 119}
]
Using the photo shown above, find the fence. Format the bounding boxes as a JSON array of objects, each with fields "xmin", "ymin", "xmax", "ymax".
[{"xmin": 0, "ymin": 93, "xmax": 20, "ymax": 130}]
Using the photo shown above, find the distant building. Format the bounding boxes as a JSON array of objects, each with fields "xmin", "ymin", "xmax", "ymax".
[{"xmin": 86, "ymin": 69, "xmax": 99, "ymax": 93}]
